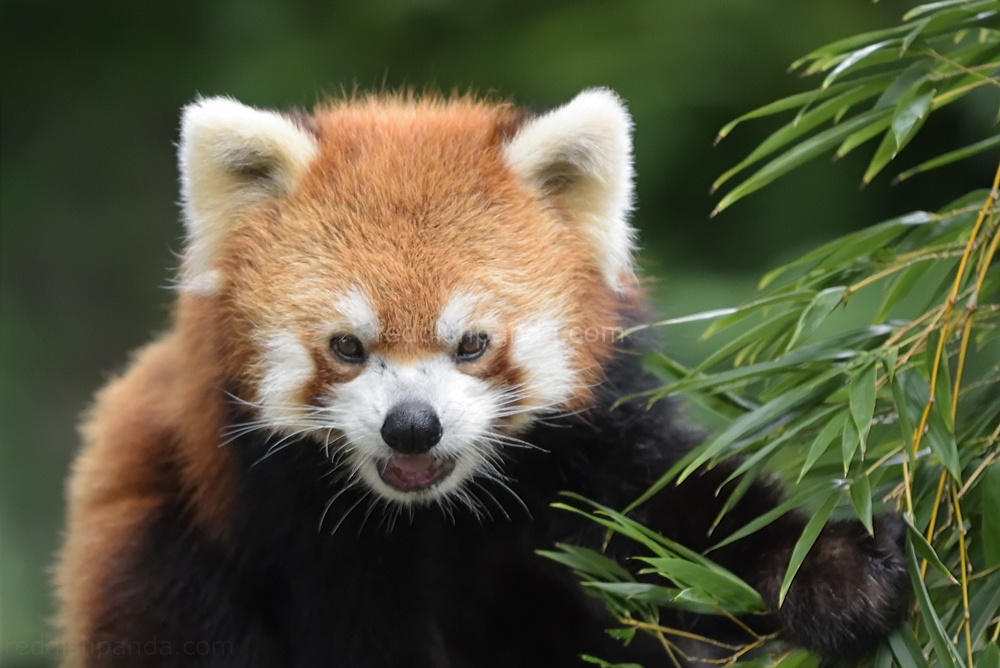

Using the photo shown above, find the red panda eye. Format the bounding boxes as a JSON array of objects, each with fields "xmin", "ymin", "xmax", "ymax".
[
  {"xmin": 331, "ymin": 335, "xmax": 365, "ymax": 364},
  {"xmin": 456, "ymin": 332, "xmax": 489, "ymax": 362}
]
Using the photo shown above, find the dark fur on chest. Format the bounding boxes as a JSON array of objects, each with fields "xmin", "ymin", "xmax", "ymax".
[
  {"xmin": 98, "ymin": 346, "xmax": 697, "ymax": 667},
  {"xmin": 98, "ymin": 343, "xmax": 908, "ymax": 667},
  {"xmin": 221, "ymin": 347, "xmax": 695, "ymax": 667}
]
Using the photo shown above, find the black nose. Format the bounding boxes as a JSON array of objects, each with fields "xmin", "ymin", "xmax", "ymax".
[{"xmin": 380, "ymin": 400, "xmax": 443, "ymax": 454}]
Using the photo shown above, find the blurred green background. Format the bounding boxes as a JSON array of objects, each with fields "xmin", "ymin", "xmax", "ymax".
[{"xmin": 1, "ymin": 1, "xmax": 992, "ymax": 665}]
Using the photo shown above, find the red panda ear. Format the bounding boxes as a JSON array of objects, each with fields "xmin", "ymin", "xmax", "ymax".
[
  {"xmin": 178, "ymin": 97, "xmax": 317, "ymax": 294},
  {"xmin": 504, "ymin": 89, "xmax": 636, "ymax": 291}
]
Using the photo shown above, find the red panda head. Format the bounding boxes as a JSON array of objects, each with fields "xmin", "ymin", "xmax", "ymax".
[{"xmin": 178, "ymin": 90, "xmax": 637, "ymax": 505}]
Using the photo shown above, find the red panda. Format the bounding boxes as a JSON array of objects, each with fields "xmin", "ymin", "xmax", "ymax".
[{"xmin": 55, "ymin": 90, "xmax": 909, "ymax": 667}]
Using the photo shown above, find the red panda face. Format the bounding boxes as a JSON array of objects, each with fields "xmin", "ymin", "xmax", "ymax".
[{"xmin": 178, "ymin": 91, "xmax": 636, "ymax": 505}]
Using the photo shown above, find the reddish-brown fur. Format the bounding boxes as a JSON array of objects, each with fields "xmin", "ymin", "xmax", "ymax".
[{"xmin": 57, "ymin": 294, "xmax": 235, "ymax": 655}]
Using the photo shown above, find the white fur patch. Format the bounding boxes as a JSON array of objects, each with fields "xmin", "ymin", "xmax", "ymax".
[
  {"xmin": 331, "ymin": 287, "xmax": 380, "ymax": 344},
  {"xmin": 258, "ymin": 332, "xmax": 316, "ymax": 426},
  {"xmin": 182, "ymin": 269, "xmax": 222, "ymax": 296},
  {"xmin": 511, "ymin": 316, "xmax": 576, "ymax": 409},
  {"xmin": 178, "ymin": 96, "xmax": 318, "ymax": 293},
  {"xmin": 436, "ymin": 291, "xmax": 499, "ymax": 348},
  {"xmin": 330, "ymin": 355, "xmax": 507, "ymax": 505},
  {"xmin": 504, "ymin": 88, "xmax": 636, "ymax": 291}
]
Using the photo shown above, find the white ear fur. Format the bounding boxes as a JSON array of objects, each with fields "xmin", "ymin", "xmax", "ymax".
[
  {"xmin": 503, "ymin": 88, "xmax": 636, "ymax": 290},
  {"xmin": 178, "ymin": 97, "xmax": 318, "ymax": 293}
]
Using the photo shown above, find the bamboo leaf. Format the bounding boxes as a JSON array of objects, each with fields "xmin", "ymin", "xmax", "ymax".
[
  {"xmin": 711, "ymin": 470, "xmax": 757, "ymax": 531},
  {"xmin": 710, "ymin": 480, "xmax": 835, "ymax": 554},
  {"xmin": 850, "ymin": 363, "xmax": 878, "ymax": 453},
  {"xmin": 899, "ymin": 349, "xmax": 963, "ymax": 479},
  {"xmin": 915, "ymin": 4, "xmax": 1000, "ymax": 36},
  {"xmin": 875, "ymin": 59, "xmax": 936, "ymax": 108},
  {"xmin": 622, "ymin": 307, "xmax": 737, "ymax": 337},
  {"xmin": 888, "ymin": 623, "xmax": 932, "ymax": 668},
  {"xmin": 678, "ymin": 372, "xmax": 842, "ymax": 482},
  {"xmin": 892, "ymin": 88, "xmax": 936, "ymax": 149},
  {"xmin": 903, "ymin": 514, "xmax": 957, "ymax": 583},
  {"xmin": 778, "ymin": 489, "xmax": 841, "ymax": 606},
  {"xmin": 699, "ymin": 289, "xmax": 817, "ymax": 340},
  {"xmin": 861, "ymin": 132, "xmax": 899, "ymax": 185},
  {"xmin": 713, "ymin": 109, "xmax": 890, "ymax": 215},
  {"xmin": 877, "ymin": 260, "xmax": 937, "ymax": 321},
  {"xmin": 820, "ymin": 215, "xmax": 931, "ymax": 270},
  {"xmin": 661, "ymin": 349, "xmax": 847, "ymax": 397},
  {"xmin": 898, "ymin": 191, "xmax": 989, "ymax": 251},
  {"xmin": 782, "ymin": 325, "xmax": 892, "ymax": 365},
  {"xmin": 561, "ymin": 493, "xmax": 723, "ymax": 568},
  {"xmin": 538, "ymin": 544, "xmax": 634, "ymax": 582},
  {"xmin": 903, "ymin": 18, "xmax": 933, "ymax": 53},
  {"xmin": 842, "ymin": 417, "xmax": 861, "ymax": 473},
  {"xmin": 786, "ymin": 286, "xmax": 847, "ymax": 351},
  {"xmin": 982, "ymin": 643, "xmax": 1000, "ymax": 668},
  {"xmin": 906, "ymin": 541, "xmax": 962, "ymax": 668},
  {"xmin": 799, "ymin": 411, "xmax": 849, "ymax": 481},
  {"xmin": 822, "ymin": 41, "xmax": 897, "ymax": 89},
  {"xmin": 872, "ymin": 643, "xmax": 894, "ymax": 668},
  {"xmin": 837, "ymin": 114, "xmax": 893, "ymax": 159},
  {"xmin": 791, "ymin": 25, "xmax": 913, "ymax": 71},
  {"xmin": 636, "ymin": 557, "xmax": 766, "ymax": 612},
  {"xmin": 884, "ymin": 346, "xmax": 899, "ymax": 383},
  {"xmin": 582, "ymin": 582, "xmax": 718, "ymax": 616},
  {"xmin": 713, "ymin": 74, "xmax": 898, "ymax": 143},
  {"xmin": 984, "ymin": 464, "xmax": 1000, "ymax": 568},
  {"xmin": 969, "ymin": 572, "xmax": 1000, "ymax": 650},
  {"xmin": 926, "ymin": 402, "xmax": 962, "ymax": 482},
  {"xmin": 550, "ymin": 502, "xmax": 673, "ymax": 561},
  {"xmin": 771, "ymin": 650, "xmax": 816, "ymax": 668},
  {"xmin": 864, "ymin": 91, "xmax": 934, "ymax": 185},
  {"xmin": 893, "ymin": 134, "xmax": 1000, "ymax": 183},
  {"xmin": 759, "ymin": 210, "xmax": 934, "ymax": 288},
  {"xmin": 930, "ymin": 332, "xmax": 954, "ymax": 433},
  {"xmin": 712, "ymin": 81, "xmax": 893, "ymax": 192},
  {"xmin": 904, "ymin": 0, "xmax": 993, "ymax": 21},
  {"xmin": 695, "ymin": 312, "xmax": 801, "ymax": 372},
  {"xmin": 849, "ymin": 472, "xmax": 874, "ymax": 534},
  {"xmin": 581, "ymin": 653, "xmax": 643, "ymax": 668},
  {"xmin": 726, "ymin": 406, "xmax": 841, "ymax": 483},
  {"xmin": 893, "ymin": 368, "xmax": 926, "ymax": 451}
]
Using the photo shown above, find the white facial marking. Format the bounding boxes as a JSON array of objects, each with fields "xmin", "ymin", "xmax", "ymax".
[
  {"xmin": 512, "ymin": 316, "xmax": 575, "ymax": 409},
  {"xmin": 436, "ymin": 291, "xmax": 498, "ymax": 347},
  {"xmin": 258, "ymin": 332, "xmax": 315, "ymax": 426},
  {"xmin": 331, "ymin": 286, "xmax": 380, "ymax": 344}
]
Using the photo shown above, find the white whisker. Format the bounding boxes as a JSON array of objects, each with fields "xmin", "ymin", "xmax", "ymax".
[{"xmin": 327, "ymin": 488, "xmax": 374, "ymax": 537}]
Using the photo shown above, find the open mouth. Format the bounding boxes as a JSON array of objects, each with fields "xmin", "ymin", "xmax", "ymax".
[{"xmin": 377, "ymin": 454, "xmax": 456, "ymax": 492}]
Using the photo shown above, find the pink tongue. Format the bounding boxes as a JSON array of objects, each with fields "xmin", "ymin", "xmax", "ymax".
[
  {"xmin": 390, "ymin": 455, "xmax": 437, "ymax": 475},
  {"xmin": 382, "ymin": 455, "xmax": 441, "ymax": 490}
]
